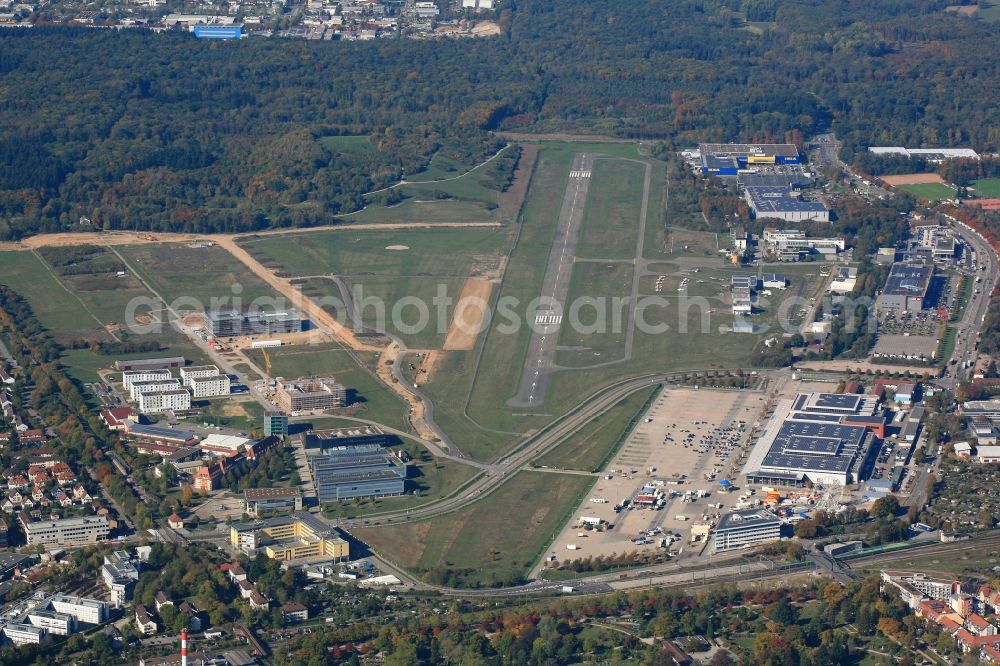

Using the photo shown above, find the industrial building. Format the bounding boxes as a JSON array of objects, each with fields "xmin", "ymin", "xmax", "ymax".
[
  {"xmin": 192, "ymin": 24, "xmax": 243, "ymax": 39},
  {"xmin": 229, "ymin": 513, "xmax": 349, "ymax": 563},
  {"xmin": 742, "ymin": 392, "xmax": 883, "ymax": 487},
  {"xmin": 21, "ymin": 514, "xmax": 110, "ymax": 546},
  {"xmin": 189, "ymin": 375, "xmax": 231, "ymax": 398},
  {"xmin": 310, "ymin": 443, "xmax": 406, "ymax": 503},
  {"xmin": 830, "ymin": 267, "xmax": 859, "ymax": 294},
  {"xmin": 762, "ymin": 274, "xmax": 787, "ymax": 289},
  {"xmin": 243, "ymin": 487, "xmax": 303, "ymax": 518},
  {"xmin": 744, "ymin": 185, "xmax": 830, "ymax": 223},
  {"xmin": 712, "ymin": 508, "xmax": 781, "ymax": 553},
  {"xmin": 304, "ymin": 425, "xmax": 397, "ymax": 451},
  {"xmin": 205, "ymin": 310, "xmax": 301, "ymax": 337},
  {"xmin": 138, "ymin": 388, "xmax": 192, "ymax": 414},
  {"xmin": 876, "ymin": 263, "xmax": 933, "ymax": 313},
  {"xmin": 731, "ymin": 275, "xmax": 757, "ymax": 316},
  {"xmin": 868, "ymin": 147, "xmax": 980, "ymax": 162},
  {"xmin": 697, "ymin": 143, "xmax": 800, "ymax": 175},
  {"xmin": 264, "ymin": 411, "xmax": 288, "ymax": 438},
  {"xmin": 101, "ymin": 551, "xmax": 139, "ymax": 606},
  {"xmin": 199, "ymin": 433, "xmax": 250, "ymax": 456},
  {"xmin": 762, "ymin": 228, "xmax": 845, "ymax": 261},
  {"xmin": 122, "ymin": 422, "xmax": 201, "ymax": 448},
  {"xmin": 115, "ymin": 357, "xmax": 185, "ymax": 371},
  {"xmin": 276, "ymin": 377, "xmax": 346, "ymax": 412}
]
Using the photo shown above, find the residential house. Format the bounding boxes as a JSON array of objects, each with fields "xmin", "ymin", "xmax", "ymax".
[
  {"xmin": 281, "ymin": 601, "xmax": 308, "ymax": 623},
  {"xmin": 135, "ymin": 605, "xmax": 157, "ymax": 635}
]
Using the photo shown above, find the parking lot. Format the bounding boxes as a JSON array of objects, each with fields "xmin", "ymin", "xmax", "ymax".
[{"xmin": 542, "ymin": 387, "xmax": 766, "ymax": 565}]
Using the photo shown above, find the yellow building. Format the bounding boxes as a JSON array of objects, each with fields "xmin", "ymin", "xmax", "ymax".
[
  {"xmin": 746, "ymin": 152, "xmax": 776, "ymax": 165},
  {"xmin": 229, "ymin": 513, "xmax": 349, "ymax": 563}
]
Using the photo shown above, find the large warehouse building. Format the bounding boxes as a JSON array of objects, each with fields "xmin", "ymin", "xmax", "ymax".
[
  {"xmin": 742, "ymin": 392, "xmax": 883, "ymax": 487},
  {"xmin": 744, "ymin": 186, "xmax": 830, "ymax": 223},
  {"xmin": 309, "ymin": 443, "xmax": 406, "ymax": 503},
  {"xmin": 206, "ymin": 310, "xmax": 302, "ymax": 337},
  {"xmin": 875, "ymin": 263, "xmax": 933, "ymax": 313},
  {"xmin": 868, "ymin": 147, "xmax": 979, "ymax": 162},
  {"xmin": 697, "ymin": 143, "xmax": 800, "ymax": 175}
]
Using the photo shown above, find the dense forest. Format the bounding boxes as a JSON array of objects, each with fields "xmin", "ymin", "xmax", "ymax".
[{"xmin": 1, "ymin": 0, "xmax": 1000, "ymax": 238}]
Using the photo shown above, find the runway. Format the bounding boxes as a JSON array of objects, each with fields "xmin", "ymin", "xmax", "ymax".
[{"xmin": 508, "ymin": 153, "xmax": 593, "ymax": 408}]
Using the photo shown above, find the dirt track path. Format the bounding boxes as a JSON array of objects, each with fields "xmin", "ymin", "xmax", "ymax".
[{"xmin": 0, "ymin": 221, "xmax": 503, "ymax": 252}]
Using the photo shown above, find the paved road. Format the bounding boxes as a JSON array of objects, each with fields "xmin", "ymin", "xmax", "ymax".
[{"xmin": 509, "ymin": 153, "xmax": 594, "ymax": 408}]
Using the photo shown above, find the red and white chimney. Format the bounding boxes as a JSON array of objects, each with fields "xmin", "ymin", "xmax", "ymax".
[{"xmin": 181, "ymin": 629, "xmax": 188, "ymax": 666}]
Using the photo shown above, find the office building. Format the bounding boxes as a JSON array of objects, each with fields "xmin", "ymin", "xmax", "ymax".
[
  {"xmin": 876, "ymin": 263, "xmax": 933, "ymax": 313},
  {"xmin": 130, "ymin": 378, "xmax": 182, "ymax": 401},
  {"xmin": 47, "ymin": 594, "xmax": 109, "ymax": 625},
  {"xmin": 23, "ymin": 609, "xmax": 76, "ymax": 636},
  {"xmin": 3, "ymin": 623, "xmax": 47, "ymax": 645},
  {"xmin": 22, "ymin": 514, "xmax": 110, "ymax": 546},
  {"xmin": 264, "ymin": 411, "xmax": 288, "ymax": 438},
  {"xmin": 189, "ymin": 375, "xmax": 230, "ymax": 398},
  {"xmin": 276, "ymin": 377, "xmax": 346, "ymax": 412},
  {"xmin": 310, "ymin": 443, "xmax": 406, "ymax": 503},
  {"xmin": 762, "ymin": 227, "xmax": 845, "ymax": 261},
  {"xmin": 229, "ymin": 513, "xmax": 349, "ymax": 563},
  {"xmin": 205, "ymin": 310, "xmax": 301, "ymax": 337},
  {"xmin": 713, "ymin": 509, "xmax": 781, "ymax": 553},
  {"xmin": 122, "ymin": 369, "xmax": 172, "ymax": 391},
  {"xmin": 243, "ymin": 487, "xmax": 303, "ymax": 518},
  {"xmin": 101, "ymin": 551, "xmax": 139, "ymax": 606},
  {"xmin": 138, "ymin": 389, "xmax": 191, "ymax": 414},
  {"xmin": 742, "ymin": 392, "xmax": 882, "ymax": 487},
  {"xmin": 179, "ymin": 365, "xmax": 221, "ymax": 383}
]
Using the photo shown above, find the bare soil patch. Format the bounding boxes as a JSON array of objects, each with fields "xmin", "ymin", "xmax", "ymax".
[
  {"xmin": 879, "ymin": 173, "xmax": 946, "ymax": 185},
  {"xmin": 443, "ymin": 277, "xmax": 493, "ymax": 351}
]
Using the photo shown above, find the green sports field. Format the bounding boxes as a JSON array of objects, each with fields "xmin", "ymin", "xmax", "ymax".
[
  {"xmin": 972, "ymin": 178, "xmax": 1000, "ymax": 198},
  {"xmin": 898, "ymin": 182, "xmax": 957, "ymax": 202}
]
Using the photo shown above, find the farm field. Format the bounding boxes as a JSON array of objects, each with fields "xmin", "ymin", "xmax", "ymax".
[
  {"xmin": 116, "ymin": 243, "xmax": 279, "ymax": 307},
  {"xmin": 535, "ymin": 386, "xmax": 657, "ymax": 472},
  {"xmin": 244, "ymin": 345, "xmax": 409, "ymax": 430},
  {"xmin": 355, "ymin": 470, "xmax": 593, "ymax": 588},
  {"xmin": 575, "ymin": 158, "xmax": 646, "ymax": 260},
  {"xmin": 972, "ymin": 178, "xmax": 1000, "ymax": 197},
  {"xmin": 897, "ymin": 182, "xmax": 957, "ymax": 202},
  {"xmin": 0, "ymin": 250, "xmax": 105, "ymax": 337}
]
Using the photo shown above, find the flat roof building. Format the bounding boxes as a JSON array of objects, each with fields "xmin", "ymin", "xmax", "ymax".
[
  {"xmin": 229, "ymin": 513, "xmax": 349, "ymax": 563},
  {"xmin": 47, "ymin": 594, "xmax": 109, "ymax": 625},
  {"xmin": 138, "ymin": 388, "xmax": 191, "ymax": 414},
  {"xmin": 130, "ymin": 378, "xmax": 182, "ymax": 401},
  {"xmin": 243, "ymin": 487, "xmax": 303, "ymax": 518},
  {"xmin": 264, "ymin": 411, "xmax": 288, "ymax": 438},
  {"xmin": 115, "ymin": 357, "xmax": 185, "ymax": 371},
  {"xmin": 745, "ymin": 186, "xmax": 830, "ymax": 223},
  {"xmin": 742, "ymin": 392, "xmax": 882, "ymax": 487},
  {"xmin": 206, "ymin": 310, "xmax": 301, "ymax": 338},
  {"xmin": 713, "ymin": 508, "xmax": 781, "ymax": 553},
  {"xmin": 199, "ymin": 433, "xmax": 250, "ymax": 456},
  {"xmin": 876, "ymin": 263, "xmax": 933, "ymax": 313},
  {"xmin": 101, "ymin": 550, "xmax": 139, "ymax": 606},
  {"xmin": 189, "ymin": 375, "xmax": 231, "ymax": 398},
  {"xmin": 276, "ymin": 377, "xmax": 346, "ymax": 412},
  {"xmin": 310, "ymin": 443, "xmax": 406, "ymax": 503},
  {"xmin": 868, "ymin": 147, "xmax": 979, "ymax": 162},
  {"xmin": 22, "ymin": 514, "xmax": 110, "ymax": 546},
  {"xmin": 179, "ymin": 365, "xmax": 220, "ymax": 383},
  {"xmin": 303, "ymin": 425, "xmax": 397, "ymax": 451},
  {"xmin": 123, "ymin": 422, "xmax": 201, "ymax": 447},
  {"xmin": 698, "ymin": 143, "xmax": 800, "ymax": 175},
  {"xmin": 122, "ymin": 369, "xmax": 172, "ymax": 391}
]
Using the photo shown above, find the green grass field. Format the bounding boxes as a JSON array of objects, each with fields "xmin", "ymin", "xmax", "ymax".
[
  {"xmin": 536, "ymin": 386, "xmax": 656, "ymax": 471},
  {"xmin": 355, "ymin": 470, "xmax": 593, "ymax": 587},
  {"xmin": 240, "ymin": 227, "xmax": 510, "ymax": 279},
  {"xmin": 244, "ymin": 345, "xmax": 409, "ymax": 430},
  {"xmin": 979, "ymin": 1, "xmax": 1000, "ymax": 21},
  {"xmin": 0, "ymin": 249, "xmax": 206, "ymax": 384},
  {"xmin": 318, "ymin": 135, "xmax": 378, "ymax": 157},
  {"xmin": 575, "ymin": 159, "xmax": 646, "ymax": 260},
  {"xmin": 116, "ymin": 243, "xmax": 279, "ymax": 307},
  {"xmin": 556, "ymin": 262, "xmax": 634, "ymax": 367},
  {"xmin": 972, "ymin": 177, "xmax": 1000, "ymax": 198},
  {"xmin": 898, "ymin": 182, "xmax": 957, "ymax": 202}
]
